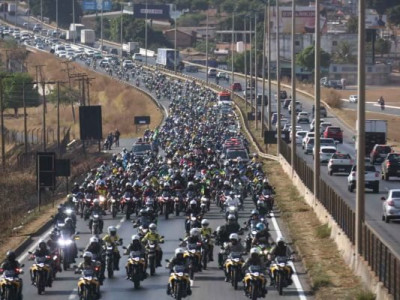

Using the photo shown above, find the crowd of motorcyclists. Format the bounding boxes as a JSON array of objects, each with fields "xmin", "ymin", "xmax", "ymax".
[{"xmin": 0, "ymin": 64, "xmax": 295, "ymax": 300}]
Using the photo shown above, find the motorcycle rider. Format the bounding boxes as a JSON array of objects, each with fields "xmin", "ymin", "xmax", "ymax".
[
  {"xmin": 0, "ymin": 251, "xmax": 23, "ymax": 299},
  {"xmin": 185, "ymin": 200, "xmax": 201, "ymax": 216},
  {"xmin": 102, "ymin": 226, "xmax": 122, "ymax": 271},
  {"xmin": 242, "ymin": 247, "xmax": 267, "ymax": 296},
  {"xmin": 31, "ymin": 241, "xmax": 52, "ymax": 287},
  {"xmin": 141, "ymin": 223, "xmax": 164, "ymax": 267},
  {"xmin": 221, "ymin": 233, "xmax": 245, "ymax": 280},
  {"xmin": 71, "ymin": 182, "xmax": 80, "ymax": 194},
  {"xmin": 53, "ymin": 205, "xmax": 67, "ymax": 226},
  {"xmin": 166, "ymin": 248, "xmax": 192, "ymax": 296},
  {"xmin": 85, "ymin": 237, "xmax": 105, "ymax": 284},
  {"xmin": 124, "ymin": 235, "xmax": 147, "ymax": 280},
  {"xmin": 200, "ymin": 219, "xmax": 214, "ymax": 261},
  {"xmin": 246, "ymin": 209, "xmax": 262, "ymax": 229},
  {"xmin": 76, "ymin": 251, "xmax": 101, "ymax": 299},
  {"xmin": 270, "ymin": 237, "xmax": 293, "ymax": 285},
  {"xmin": 218, "ymin": 214, "xmax": 241, "ymax": 243},
  {"xmin": 88, "ymin": 199, "xmax": 105, "ymax": 233}
]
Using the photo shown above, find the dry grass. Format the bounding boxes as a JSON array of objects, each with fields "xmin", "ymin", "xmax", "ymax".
[
  {"xmin": 264, "ymin": 160, "xmax": 372, "ymax": 299},
  {"xmin": 338, "ymin": 87, "xmax": 400, "ymax": 105},
  {"xmin": 3, "ymin": 51, "xmax": 163, "ymax": 139},
  {"xmin": 322, "ymin": 89, "xmax": 342, "ymax": 109}
]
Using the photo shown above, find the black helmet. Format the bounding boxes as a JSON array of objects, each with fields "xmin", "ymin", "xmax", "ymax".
[
  {"xmin": 6, "ymin": 251, "xmax": 16, "ymax": 261},
  {"xmin": 39, "ymin": 241, "xmax": 47, "ymax": 250}
]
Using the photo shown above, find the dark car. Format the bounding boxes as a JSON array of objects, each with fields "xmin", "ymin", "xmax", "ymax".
[
  {"xmin": 256, "ymin": 94, "xmax": 268, "ymax": 105},
  {"xmin": 280, "ymin": 90, "xmax": 288, "ymax": 99},
  {"xmin": 231, "ymin": 82, "xmax": 242, "ymax": 92},
  {"xmin": 110, "ymin": 48, "xmax": 118, "ymax": 55},
  {"xmin": 312, "ymin": 105, "xmax": 328, "ymax": 118},
  {"xmin": 283, "ymin": 99, "xmax": 292, "ymax": 109},
  {"xmin": 185, "ymin": 65, "xmax": 199, "ymax": 73},
  {"xmin": 132, "ymin": 142, "xmax": 153, "ymax": 157},
  {"xmin": 370, "ymin": 144, "xmax": 392, "ymax": 164},
  {"xmin": 381, "ymin": 153, "xmax": 400, "ymax": 181}
]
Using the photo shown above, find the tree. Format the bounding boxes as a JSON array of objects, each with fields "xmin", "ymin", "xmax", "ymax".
[
  {"xmin": 387, "ymin": 5, "xmax": 400, "ymax": 25},
  {"xmin": 375, "ymin": 38, "xmax": 391, "ymax": 56},
  {"xmin": 30, "ymin": 0, "xmax": 82, "ymax": 28},
  {"xmin": 332, "ymin": 41, "xmax": 357, "ymax": 64},
  {"xmin": 366, "ymin": 0, "xmax": 398, "ymax": 14},
  {"xmin": 3, "ymin": 73, "xmax": 39, "ymax": 117},
  {"xmin": 346, "ymin": 16, "xmax": 358, "ymax": 33},
  {"xmin": 47, "ymin": 85, "xmax": 81, "ymax": 106},
  {"xmin": 191, "ymin": 0, "xmax": 209, "ymax": 11},
  {"xmin": 296, "ymin": 45, "xmax": 331, "ymax": 72}
]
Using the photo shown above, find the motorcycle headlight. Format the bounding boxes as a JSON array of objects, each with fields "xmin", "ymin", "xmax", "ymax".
[
  {"xmin": 251, "ymin": 272, "xmax": 259, "ymax": 276},
  {"xmin": 177, "ymin": 272, "xmax": 183, "ymax": 276},
  {"xmin": 233, "ymin": 258, "xmax": 240, "ymax": 262},
  {"xmin": 58, "ymin": 239, "xmax": 72, "ymax": 246},
  {"xmin": 133, "ymin": 258, "xmax": 140, "ymax": 262},
  {"xmin": 99, "ymin": 196, "xmax": 105, "ymax": 202},
  {"xmin": 65, "ymin": 208, "xmax": 73, "ymax": 215},
  {"xmin": 279, "ymin": 263, "xmax": 286, "ymax": 268},
  {"xmin": 190, "ymin": 250, "xmax": 196, "ymax": 254}
]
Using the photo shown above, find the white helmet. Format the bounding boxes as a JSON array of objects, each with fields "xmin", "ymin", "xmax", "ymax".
[
  {"xmin": 108, "ymin": 226, "xmax": 117, "ymax": 234},
  {"xmin": 250, "ymin": 247, "xmax": 261, "ymax": 255},
  {"xmin": 190, "ymin": 200, "xmax": 197, "ymax": 206},
  {"xmin": 131, "ymin": 234, "xmax": 140, "ymax": 241},
  {"xmin": 201, "ymin": 219, "xmax": 209, "ymax": 227},
  {"xmin": 229, "ymin": 233, "xmax": 239, "ymax": 241},
  {"xmin": 277, "ymin": 237, "xmax": 285, "ymax": 244},
  {"xmin": 83, "ymin": 251, "xmax": 93, "ymax": 259},
  {"xmin": 149, "ymin": 223, "xmax": 157, "ymax": 232},
  {"xmin": 175, "ymin": 248, "xmax": 185, "ymax": 256},
  {"xmin": 190, "ymin": 228, "xmax": 201, "ymax": 237},
  {"xmin": 93, "ymin": 199, "xmax": 100, "ymax": 205},
  {"xmin": 89, "ymin": 236, "xmax": 99, "ymax": 243}
]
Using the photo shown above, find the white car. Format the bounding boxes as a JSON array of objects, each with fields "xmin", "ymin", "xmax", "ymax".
[
  {"xmin": 302, "ymin": 132, "xmax": 315, "ymax": 149},
  {"xmin": 288, "ymin": 101, "xmax": 302, "ymax": 114},
  {"xmin": 347, "ymin": 164, "xmax": 379, "ymax": 193},
  {"xmin": 382, "ymin": 189, "xmax": 400, "ymax": 223},
  {"xmin": 57, "ymin": 51, "xmax": 67, "ymax": 58},
  {"xmin": 295, "ymin": 131, "xmax": 307, "ymax": 144},
  {"xmin": 349, "ymin": 95, "xmax": 358, "ymax": 103},
  {"xmin": 132, "ymin": 53, "xmax": 143, "ymax": 61},
  {"xmin": 315, "ymin": 146, "xmax": 337, "ymax": 163},
  {"xmin": 122, "ymin": 60, "xmax": 134, "ymax": 69},
  {"xmin": 328, "ymin": 152, "xmax": 353, "ymax": 175},
  {"xmin": 310, "ymin": 118, "xmax": 325, "ymax": 132},
  {"xmin": 296, "ymin": 111, "xmax": 309, "ymax": 123}
]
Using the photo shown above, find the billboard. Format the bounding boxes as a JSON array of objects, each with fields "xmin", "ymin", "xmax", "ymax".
[
  {"xmin": 133, "ymin": 4, "xmax": 170, "ymax": 20},
  {"xmin": 366, "ymin": 13, "xmax": 387, "ymax": 29},
  {"xmin": 82, "ymin": 0, "xmax": 112, "ymax": 12},
  {"xmin": 271, "ymin": 6, "xmax": 327, "ymax": 34}
]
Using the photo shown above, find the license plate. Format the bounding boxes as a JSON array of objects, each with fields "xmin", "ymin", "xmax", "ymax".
[{"xmin": 339, "ymin": 168, "xmax": 345, "ymax": 171}]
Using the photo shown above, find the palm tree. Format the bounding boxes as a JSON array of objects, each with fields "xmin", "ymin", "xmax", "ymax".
[{"xmin": 332, "ymin": 41, "xmax": 357, "ymax": 64}]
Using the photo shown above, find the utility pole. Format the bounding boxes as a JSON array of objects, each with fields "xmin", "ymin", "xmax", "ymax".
[
  {"xmin": 101, "ymin": 0, "xmax": 104, "ymax": 51},
  {"xmin": 276, "ymin": 0, "xmax": 282, "ymax": 155},
  {"xmin": 230, "ymin": 10, "xmax": 235, "ymax": 97},
  {"xmin": 356, "ymin": 0, "xmax": 366, "ymax": 255},
  {"xmin": 56, "ymin": 0, "xmax": 59, "ymax": 32},
  {"xmin": 244, "ymin": 16, "xmax": 248, "ymax": 111},
  {"xmin": 72, "ymin": 0, "xmax": 76, "ymax": 44},
  {"xmin": 261, "ymin": 3, "xmax": 267, "ymax": 138},
  {"xmin": 40, "ymin": 0, "xmax": 43, "ymax": 21},
  {"xmin": 249, "ymin": 16, "xmax": 253, "ymax": 111},
  {"xmin": 313, "ymin": 0, "xmax": 321, "ymax": 203},
  {"xmin": 145, "ymin": 0, "xmax": 148, "ymax": 66},
  {"xmin": 255, "ymin": 14, "xmax": 258, "ymax": 130},
  {"xmin": 0, "ymin": 79, "xmax": 5, "ymax": 169},
  {"xmin": 23, "ymin": 82, "xmax": 28, "ymax": 154},
  {"xmin": 120, "ymin": 5, "xmax": 123, "ymax": 53},
  {"xmin": 205, "ymin": 10, "xmax": 209, "ymax": 84},
  {"xmin": 57, "ymin": 81, "xmax": 60, "ymax": 155},
  {"xmin": 14, "ymin": 0, "xmax": 17, "ymax": 27},
  {"xmin": 267, "ymin": 0, "xmax": 272, "ymax": 130},
  {"xmin": 290, "ymin": 0, "xmax": 297, "ymax": 174},
  {"xmin": 174, "ymin": 7, "xmax": 177, "ymax": 74}
]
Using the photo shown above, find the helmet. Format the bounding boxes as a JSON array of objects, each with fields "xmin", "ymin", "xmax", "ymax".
[
  {"xmin": 250, "ymin": 247, "xmax": 261, "ymax": 255},
  {"xmin": 174, "ymin": 180, "xmax": 180, "ymax": 186},
  {"xmin": 227, "ymin": 214, "xmax": 236, "ymax": 221},
  {"xmin": 149, "ymin": 223, "xmax": 157, "ymax": 232},
  {"xmin": 57, "ymin": 204, "xmax": 63, "ymax": 212},
  {"xmin": 83, "ymin": 251, "xmax": 93, "ymax": 259},
  {"xmin": 126, "ymin": 182, "xmax": 132, "ymax": 188},
  {"xmin": 108, "ymin": 226, "xmax": 117, "ymax": 235},
  {"xmin": 256, "ymin": 223, "xmax": 265, "ymax": 232},
  {"xmin": 89, "ymin": 236, "xmax": 99, "ymax": 243},
  {"xmin": 164, "ymin": 182, "xmax": 170, "ymax": 188},
  {"xmin": 131, "ymin": 235, "xmax": 140, "ymax": 241},
  {"xmin": 277, "ymin": 237, "xmax": 285, "ymax": 245},
  {"xmin": 139, "ymin": 208, "xmax": 147, "ymax": 216},
  {"xmin": 175, "ymin": 247, "xmax": 185, "ymax": 258},
  {"xmin": 190, "ymin": 200, "xmax": 197, "ymax": 206},
  {"xmin": 251, "ymin": 209, "xmax": 259, "ymax": 216},
  {"xmin": 93, "ymin": 199, "xmax": 100, "ymax": 206},
  {"xmin": 201, "ymin": 219, "xmax": 209, "ymax": 227},
  {"xmin": 6, "ymin": 251, "xmax": 16, "ymax": 261},
  {"xmin": 224, "ymin": 180, "xmax": 230, "ymax": 186},
  {"xmin": 65, "ymin": 217, "xmax": 73, "ymax": 224},
  {"xmin": 188, "ymin": 181, "xmax": 194, "ymax": 187},
  {"xmin": 67, "ymin": 194, "xmax": 74, "ymax": 201},
  {"xmin": 133, "ymin": 180, "xmax": 140, "ymax": 187},
  {"xmin": 190, "ymin": 228, "xmax": 200, "ymax": 237},
  {"xmin": 38, "ymin": 241, "xmax": 46, "ymax": 249},
  {"xmin": 229, "ymin": 233, "xmax": 239, "ymax": 241}
]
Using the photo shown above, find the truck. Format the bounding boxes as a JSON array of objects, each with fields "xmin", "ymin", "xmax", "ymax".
[
  {"xmin": 8, "ymin": 3, "xmax": 16, "ymax": 15},
  {"xmin": 122, "ymin": 42, "xmax": 139, "ymax": 54},
  {"xmin": 80, "ymin": 29, "xmax": 95, "ymax": 46},
  {"xmin": 156, "ymin": 48, "xmax": 183, "ymax": 70},
  {"xmin": 356, "ymin": 120, "xmax": 387, "ymax": 156}
]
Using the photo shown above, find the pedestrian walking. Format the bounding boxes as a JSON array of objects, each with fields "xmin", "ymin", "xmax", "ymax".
[{"xmin": 114, "ymin": 129, "xmax": 120, "ymax": 147}]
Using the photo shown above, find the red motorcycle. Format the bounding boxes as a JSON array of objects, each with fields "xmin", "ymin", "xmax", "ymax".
[{"xmin": 158, "ymin": 191, "xmax": 174, "ymax": 219}]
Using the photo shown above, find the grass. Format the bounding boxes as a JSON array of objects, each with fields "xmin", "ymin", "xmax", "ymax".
[{"xmin": 315, "ymin": 223, "xmax": 331, "ymax": 239}]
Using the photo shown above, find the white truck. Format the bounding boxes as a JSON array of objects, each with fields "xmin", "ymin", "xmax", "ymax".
[
  {"xmin": 328, "ymin": 152, "xmax": 354, "ymax": 175},
  {"xmin": 8, "ymin": 3, "xmax": 16, "ymax": 15},
  {"xmin": 80, "ymin": 29, "xmax": 95, "ymax": 46},
  {"xmin": 355, "ymin": 120, "xmax": 388, "ymax": 156},
  {"xmin": 347, "ymin": 164, "xmax": 380, "ymax": 193},
  {"xmin": 122, "ymin": 42, "xmax": 139, "ymax": 54},
  {"xmin": 156, "ymin": 48, "xmax": 183, "ymax": 70}
]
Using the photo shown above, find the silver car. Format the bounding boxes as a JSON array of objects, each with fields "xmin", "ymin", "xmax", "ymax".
[{"xmin": 382, "ymin": 189, "xmax": 400, "ymax": 223}]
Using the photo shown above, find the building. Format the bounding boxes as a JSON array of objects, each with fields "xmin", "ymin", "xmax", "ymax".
[
  {"xmin": 328, "ymin": 63, "xmax": 390, "ymax": 85},
  {"xmin": 163, "ymin": 29, "xmax": 196, "ymax": 48}
]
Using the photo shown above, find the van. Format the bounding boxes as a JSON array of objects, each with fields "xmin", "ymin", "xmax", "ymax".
[
  {"xmin": 208, "ymin": 68, "xmax": 217, "ymax": 78},
  {"xmin": 132, "ymin": 53, "xmax": 143, "ymax": 61}
]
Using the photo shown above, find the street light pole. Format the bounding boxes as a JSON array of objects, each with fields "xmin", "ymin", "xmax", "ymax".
[
  {"xmin": 261, "ymin": 4, "xmax": 267, "ymax": 138},
  {"xmin": 206, "ymin": 10, "xmax": 209, "ymax": 84},
  {"xmin": 230, "ymin": 10, "xmax": 235, "ymax": 96},
  {"xmin": 244, "ymin": 16, "xmax": 248, "ymax": 111},
  {"xmin": 174, "ymin": 9, "xmax": 177, "ymax": 74},
  {"xmin": 40, "ymin": 0, "xmax": 42, "ymax": 21},
  {"xmin": 355, "ymin": 0, "xmax": 366, "ymax": 255},
  {"xmin": 314, "ymin": 0, "xmax": 321, "ymax": 203},
  {"xmin": 267, "ymin": 0, "xmax": 272, "ymax": 130},
  {"xmin": 120, "ymin": 5, "xmax": 123, "ymax": 52},
  {"xmin": 254, "ymin": 14, "xmax": 258, "ymax": 130},
  {"xmin": 249, "ymin": 16, "xmax": 253, "ymax": 111},
  {"xmin": 290, "ymin": 0, "xmax": 296, "ymax": 173},
  {"xmin": 145, "ymin": 0, "xmax": 148, "ymax": 66},
  {"xmin": 56, "ymin": 0, "xmax": 59, "ymax": 33},
  {"xmin": 276, "ymin": 0, "xmax": 281, "ymax": 155},
  {"xmin": 101, "ymin": 0, "xmax": 104, "ymax": 51},
  {"xmin": 72, "ymin": 0, "xmax": 76, "ymax": 44}
]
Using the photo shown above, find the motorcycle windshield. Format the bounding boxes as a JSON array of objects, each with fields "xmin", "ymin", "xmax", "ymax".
[
  {"xmin": 276, "ymin": 256, "xmax": 288, "ymax": 264},
  {"xmin": 4, "ymin": 270, "xmax": 16, "ymax": 277},
  {"xmin": 248, "ymin": 265, "xmax": 262, "ymax": 273},
  {"xmin": 187, "ymin": 243, "xmax": 198, "ymax": 250},
  {"xmin": 173, "ymin": 265, "xmax": 186, "ymax": 273},
  {"xmin": 130, "ymin": 251, "xmax": 142, "ymax": 258},
  {"xmin": 230, "ymin": 252, "xmax": 242, "ymax": 259},
  {"xmin": 35, "ymin": 257, "xmax": 47, "ymax": 264},
  {"xmin": 83, "ymin": 269, "xmax": 94, "ymax": 277}
]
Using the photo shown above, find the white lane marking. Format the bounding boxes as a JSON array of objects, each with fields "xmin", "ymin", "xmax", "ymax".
[
  {"xmin": 342, "ymin": 98, "xmax": 400, "ymax": 110},
  {"xmin": 270, "ymin": 212, "xmax": 307, "ymax": 300},
  {"xmin": 18, "ymin": 227, "xmax": 53, "ymax": 263},
  {"xmin": 68, "ymin": 288, "xmax": 78, "ymax": 300}
]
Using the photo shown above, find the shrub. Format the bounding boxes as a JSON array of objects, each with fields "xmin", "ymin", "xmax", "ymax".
[
  {"xmin": 323, "ymin": 89, "xmax": 342, "ymax": 109},
  {"xmin": 316, "ymin": 223, "xmax": 331, "ymax": 239}
]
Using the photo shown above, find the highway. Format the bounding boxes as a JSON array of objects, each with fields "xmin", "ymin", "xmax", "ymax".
[{"xmin": 10, "ymin": 44, "xmax": 311, "ymax": 299}]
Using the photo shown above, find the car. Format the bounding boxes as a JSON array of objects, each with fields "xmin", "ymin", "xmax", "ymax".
[
  {"xmin": 131, "ymin": 141, "xmax": 153, "ymax": 156},
  {"xmin": 110, "ymin": 48, "xmax": 118, "ymax": 55},
  {"xmin": 328, "ymin": 153, "xmax": 353, "ymax": 175},
  {"xmin": 382, "ymin": 189, "xmax": 400, "ymax": 223},
  {"xmin": 304, "ymin": 137, "xmax": 315, "ymax": 154},
  {"xmin": 99, "ymin": 59, "xmax": 110, "ymax": 68},
  {"xmin": 222, "ymin": 148, "xmax": 250, "ymax": 165},
  {"xmin": 231, "ymin": 82, "xmax": 242, "ymax": 92},
  {"xmin": 295, "ymin": 131, "xmax": 307, "ymax": 144},
  {"xmin": 33, "ymin": 24, "xmax": 42, "ymax": 32},
  {"xmin": 323, "ymin": 126, "xmax": 343, "ymax": 143},
  {"xmin": 315, "ymin": 146, "xmax": 337, "ymax": 163},
  {"xmin": 122, "ymin": 60, "xmax": 134, "ymax": 69},
  {"xmin": 370, "ymin": 144, "xmax": 392, "ymax": 164},
  {"xmin": 320, "ymin": 138, "xmax": 337, "ymax": 148},
  {"xmin": 283, "ymin": 99, "xmax": 292, "ymax": 109},
  {"xmin": 185, "ymin": 65, "xmax": 198, "ymax": 73},
  {"xmin": 296, "ymin": 111, "xmax": 309, "ymax": 123},
  {"xmin": 288, "ymin": 126, "xmax": 303, "ymax": 140},
  {"xmin": 319, "ymin": 122, "xmax": 332, "ymax": 135},
  {"xmin": 381, "ymin": 153, "xmax": 400, "ymax": 181},
  {"xmin": 271, "ymin": 113, "xmax": 283, "ymax": 125},
  {"xmin": 217, "ymin": 72, "xmax": 229, "ymax": 81},
  {"xmin": 280, "ymin": 90, "xmax": 288, "ymax": 99},
  {"xmin": 310, "ymin": 118, "xmax": 325, "ymax": 132},
  {"xmin": 256, "ymin": 94, "xmax": 268, "ymax": 105},
  {"xmin": 282, "ymin": 123, "xmax": 292, "ymax": 132},
  {"xmin": 288, "ymin": 101, "xmax": 302, "ymax": 114},
  {"xmin": 243, "ymin": 87, "xmax": 255, "ymax": 99},
  {"xmin": 349, "ymin": 95, "xmax": 358, "ymax": 103},
  {"xmin": 35, "ymin": 43, "xmax": 44, "ymax": 50},
  {"xmin": 302, "ymin": 132, "xmax": 315, "ymax": 149},
  {"xmin": 311, "ymin": 105, "xmax": 327, "ymax": 118},
  {"xmin": 132, "ymin": 53, "xmax": 143, "ymax": 61},
  {"xmin": 208, "ymin": 68, "xmax": 217, "ymax": 78},
  {"xmin": 347, "ymin": 165, "xmax": 380, "ymax": 193}
]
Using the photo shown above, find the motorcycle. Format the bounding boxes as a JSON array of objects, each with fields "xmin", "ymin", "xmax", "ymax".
[
  {"xmin": 121, "ymin": 192, "xmax": 134, "ymax": 220},
  {"xmin": 0, "ymin": 266, "xmax": 24, "ymax": 300},
  {"xmin": 90, "ymin": 213, "xmax": 102, "ymax": 235},
  {"xmin": 243, "ymin": 265, "xmax": 266, "ymax": 299},
  {"xmin": 224, "ymin": 252, "xmax": 244, "ymax": 290},
  {"xmin": 145, "ymin": 240, "xmax": 160, "ymax": 276},
  {"xmin": 125, "ymin": 250, "xmax": 146, "ymax": 289},
  {"xmin": 183, "ymin": 243, "xmax": 202, "ymax": 280},
  {"xmin": 158, "ymin": 191, "xmax": 173, "ymax": 220},
  {"xmin": 75, "ymin": 268, "xmax": 101, "ymax": 300},
  {"xmin": 28, "ymin": 255, "xmax": 52, "ymax": 295},
  {"xmin": 105, "ymin": 244, "xmax": 116, "ymax": 278},
  {"xmin": 110, "ymin": 197, "xmax": 119, "ymax": 219},
  {"xmin": 166, "ymin": 265, "xmax": 190, "ymax": 300},
  {"xmin": 270, "ymin": 256, "xmax": 293, "ymax": 295}
]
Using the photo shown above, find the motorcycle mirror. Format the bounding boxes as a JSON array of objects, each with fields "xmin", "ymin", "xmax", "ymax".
[
  {"xmin": 133, "ymin": 224, "xmax": 138, "ymax": 228},
  {"xmin": 28, "ymin": 251, "xmax": 32, "ymax": 255},
  {"xmin": 20, "ymin": 264, "xmax": 25, "ymax": 268},
  {"xmin": 122, "ymin": 246, "xmax": 127, "ymax": 249},
  {"xmin": 165, "ymin": 259, "xmax": 170, "ymax": 263},
  {"xmin": 381, "ymin": 197, "xmax": 386, "ymax": 201},
  {"xmin": 179, "ymin": 238, "xmax": 183, "ymax": 241},
  {"xmin": 74, "ymin": 236, "xmax": 80, "ymax": 240}
]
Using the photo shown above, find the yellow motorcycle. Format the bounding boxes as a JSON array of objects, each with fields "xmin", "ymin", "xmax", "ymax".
[
  {"xmin": 29, "ymin": 255, "xmax": 52, "ymax": 295},
  {"xmin": 183, "ymin": 243, "xmax": 202, "ymax": 280},
  {"xmin": 125, "ymin": 250, "xmax": 146, "ymax": 289},
  {"xmin": 243, "ymin": 265, "xmax": 266, "ymax": 299},
  {"xmin": 167, "ymin": 265, "xmax": 191, "ymax": 300},
  {"xmin": 0, "ymin": 266, "xmax": 24, "ymax": 300},
  {"xmin": 224, "ymin": 252, "xmax": 243, "ymax": 290},
  {"xmin": 76, "ymin": 268, "xmax": 101, "ymax": 300},
  {"xmin": 269, "ymin": 256, "xmax": 293, "ymax": 295}
]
